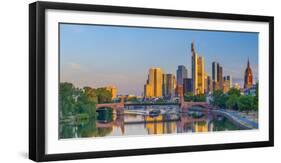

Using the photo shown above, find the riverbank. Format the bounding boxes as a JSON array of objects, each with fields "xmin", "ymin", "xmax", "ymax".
[{"xmin": 212, "ymin": 109, "xmax": 258, "ymax": 129}]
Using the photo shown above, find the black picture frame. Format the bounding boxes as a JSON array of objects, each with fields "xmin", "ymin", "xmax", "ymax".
[{"xmin": 29, "ymin": 1, "xmax": 274, "ymax": 162}]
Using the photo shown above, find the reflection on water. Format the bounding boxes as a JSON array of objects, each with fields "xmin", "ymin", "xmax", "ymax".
[{"xmin": 59, "ymin": 105, "xmax": 241, "ymax": 139}]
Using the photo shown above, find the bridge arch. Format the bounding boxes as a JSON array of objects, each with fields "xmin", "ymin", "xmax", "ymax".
[
  {"xmin": 96, "ymin": 96, "xmax": 125, "ymax": 115},
  {"xmin": 179, "ymin": 95, "xmax": 212, "ymax": 111}
]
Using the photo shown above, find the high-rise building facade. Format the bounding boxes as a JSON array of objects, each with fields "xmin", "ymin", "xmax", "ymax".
[
  {"xmin": 176, "ymin": 65, "xmax": 188, "ymax": 86},
  {"xmin": 176, "ymin": 65, "xmax": 187, "ymax": 97},
  {"xmin": 212, "ymin": 62, "xmax": 218, "ymax": 82},
  {"xmin": 144, "ymin": 83, "xmax": 153, "ymax": 98},
  {"xmin": 144, "ymin": 67, "xmax": 163, "ymax": 98},
  {"xmin": 219, "ymin": 66, "xmax": 223, "ymax": 89},
  {"xmin": 207, "ymin": 75, "xmax": 213, "ymax": 93},
  {"xmin": 191, "ymin": 42, "xmax": 205, "ymax": 95},
  {"xmin": 212, "ymin": 62, "xmax": 218, "ymax": 91},
  {"xmin": 204, "ymin": 72, "xmax": 208, "ymax": 93},
  {"xmin": 244, "ymin": 59, "xmax": 253, "ymax": 89},
  {"xmin": 163, "ymin": 74, "xmax": 176, "ymax": 98},
  {"xmin": 223, "ymin": 75, "xmax": 232, "ymax": 93},
  {"xmin": 183, "ymin": 78, "xmax": 193, "ymax": 95},
  {"xmin": 212, "ymin": 61, "xmax": 223, "ymax": 91}
]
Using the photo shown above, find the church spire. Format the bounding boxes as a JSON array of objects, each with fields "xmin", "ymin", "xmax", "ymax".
[{"xmin": 244, "ymin": 57, "xmax": 253, "ymax": 89}]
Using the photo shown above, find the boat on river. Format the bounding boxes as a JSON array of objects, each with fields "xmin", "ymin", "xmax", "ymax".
[{"xmin": 149, "ymin": 109, "xmax": 161, "ymax": 117}]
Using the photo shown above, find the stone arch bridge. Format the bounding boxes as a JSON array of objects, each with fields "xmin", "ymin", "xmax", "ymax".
[{"xmin": 96, "ymin": 96, "xmax": 212, "ymax": 114}]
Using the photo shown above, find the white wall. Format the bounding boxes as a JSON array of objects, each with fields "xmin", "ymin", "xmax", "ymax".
[{"xmin": 0, "ymin": 0, "xmax": 280, "ymax": 162}]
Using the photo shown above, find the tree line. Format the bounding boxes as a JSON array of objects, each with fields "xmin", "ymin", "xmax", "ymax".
[
  {"xmin": 211, "ymin": 87, "xmax": 258, "ymax": 113},
  {"xmin": 184, "ymin": 85, "xmax": 258, "ymax": 113},
  {"xmin": 59, "ymin": 82, "xmax": 113, "ymax": 121}
]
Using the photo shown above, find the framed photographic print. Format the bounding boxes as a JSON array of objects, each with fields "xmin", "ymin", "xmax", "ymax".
[{"xmin": 29, "ymin": 1, "xmax": 274, "ymax": 162}]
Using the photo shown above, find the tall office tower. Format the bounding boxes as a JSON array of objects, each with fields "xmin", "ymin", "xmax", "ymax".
[
  {"xmin": 144, "ymin": 80, "xmax": 153, "ymax": 98},
  {"xmin": 207, "ymin": 75, "xmax": 213, "ymax": 93},
  {"xmin": 176, "ymin": 65, "xmax": 187, "ymax": 97},
  {"xmin": 244, "ymin": 59, "xmax": 253, "ymax": 89},
  {"xmin": 204, "ymin": 72, "xmax": 208, "ymax": 93},
  {"xmin": 191, "ymin": 42, "xmax": 205, "ymax": 95},
  {"xmin": 183, "ymin": 78, "xmax": 193, "ymax": 95},
  {"xmin": 144, "ymin": 67, "xmax": 163, "ymax": 98},
  {"xmin": 212, "ymin": 62, "xmax": 218, "ymax": 82},
  {"xmin": 212, "ymin": 61, "xmax": 223, "ymax": 90},
  {"xmin": 223, "ymin": 75, "xmax": 232, "ymax": 93},
  {"xmin": 226, "ymin": 75, "xmax": 232, "ymax": 88},
  {"xmin": 163, "ymin": 74, "xmax": 176, "ymax": 98},
  {"xmin": 176, "ymin": 65, "xmax": 188, "ymax": 86},
  {"xmin": 212, "ymin": 62, "xmax": 218, "ymax": 90},
  {"xmin": 219, "ymin": 66, "xmax": 223, "ymax": 89}
]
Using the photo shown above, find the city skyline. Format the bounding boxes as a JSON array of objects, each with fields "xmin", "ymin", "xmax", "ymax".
[{"xmin": 60, "ymin": 23, "xmax": 258, "ymax": 96}]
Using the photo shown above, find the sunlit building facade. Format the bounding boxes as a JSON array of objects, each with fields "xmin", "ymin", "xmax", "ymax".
[
  {"xmin": 163, "ymin": 74, "xmax": 176, "ymax": 98},
  {"xmin": 223, "ymin": 75, "xmax": 232, "ymax": 93},
  {"xmin": 207, "ymin": 75, "xmax": 213, "ymax": 93},
  {"xmin": 212, "ymin": 61, "xmax": 223, "ymax": 91},
  {"xmin": 191, "ymin": 42, "xmax": 205, "ymax": 95},
  {"xmin": 105, "ymin": 86, "xmax": 117, "ymax": 99},
  {"xmin": 144, "ymin": 67, "xmax": 163, "ymax": 98}
]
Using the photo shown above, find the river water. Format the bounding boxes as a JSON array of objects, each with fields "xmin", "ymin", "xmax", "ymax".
[{"xmin": 59, "ymin": 105, "xmax": 242, "ymax": 139}]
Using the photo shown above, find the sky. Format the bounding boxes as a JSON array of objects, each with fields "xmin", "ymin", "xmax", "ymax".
[{"xmin": 60, "ymin": 23, "xmax": 258, "ymax": 96}]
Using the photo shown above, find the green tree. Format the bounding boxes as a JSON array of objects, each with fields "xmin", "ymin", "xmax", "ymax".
[
  {"xmin": 76, "ymin": 87, "xmax": 97, "ymax": 116},
  {"xmin": 228, "ymin": 88, "xmax": 241, "ymax": 97},
  {"xmin": 226, "ymin": 94, "xmax": 239, "ymax": 110},
  {"xmin": 59, "ymin": 82, "xmax": 80, "ymax": 117},
  {"xmin": 59, "ymin": 83, "xmax": 98, "ymax": 121},
  {"xmin": 253, "ymin": 83, "xmax": 259, "ymax": 111},
  {"xmin": 84, "ymin": 87, "xmax": 98, "ymax": 103},
  {"xmin": 95, "ymin": 88, "xmax": 112, "ymax": 103},
  {"xmin": 211, "ymin": 90, "xmax": 228, "ymax": 108},
  {"xmin": 127, "ymin": 96, "xmax": 138, "ymax": 103},
  {"xmin": 184, "ymin": 92, "xmax": 206, "ymax": 102},
  {"xmin": 184, "ymin": 92, "xmax": 194, "ymax": 102},
  {"xmin": 237, "ymin": 95, "xmax": 254, "ymax": 114},
  {"xmin": 194, "ymin": 94, "xmax": 206, "ymax": 102}
]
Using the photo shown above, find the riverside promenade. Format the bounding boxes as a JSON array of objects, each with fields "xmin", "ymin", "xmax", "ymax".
[{"xmin": 212, "ymin": 109, "xmax": 258, "ymax": 129}]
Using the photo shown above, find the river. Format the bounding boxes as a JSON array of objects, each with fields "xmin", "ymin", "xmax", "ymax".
[{"xmin": 59, "ymin": 105, "xmax": 242, "ymax": 139}]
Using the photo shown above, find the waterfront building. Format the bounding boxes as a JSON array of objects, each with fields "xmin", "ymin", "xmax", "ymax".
[
  {"xmin": 244, "ymin": 84, "xmax": 257, "ymax": 96},
  {"xmin": 176, "ymin": 65, "xmax": 187, "ymax": 97},
  {"xmin": 207, "ymin": 75, "xmax": 213, "ymax": 93},
  {"xmin": 212, "ymin": 62, "xmax": 218, "ymax": 91},
  {"xmin": 175, "ymin": 85, "xmax": 184, "ymax": 97},
  {"xmin": 105, "ymin": 86, "xmax": 117, "ymax": 99},
  {"xmin": 212, "ymin": 62, "xmax": 218, "ymax": 82},
  {"xmin": 212, "ymin": 61, "xmax": 223, "ymax": 90},
  {"xmin": 144, "ymin": 67, "xmax": 163, "ymax": 98},
  {"xmin": 144, "ymin": 82, "xmax": 153, "ymax": 98},
  {"xmin": 244, "ymin": 59, "xmax": 253, "ymax": 89},
  {"xmin": 183, "ymin": 78, "xmax": 193, "ymax": 95},
  {"xmin": 218, "ymin": 66, "xmax": 223, "ymax": 89},
  {"xmin": 176, "ymin": 65, "xmax": 188, "ymax": 85},
  {"xmin": 204, "ymin": 72, "xmax": 208, "ymax": 93},
  {"xmin": 163, "ymin": 74, "xmax": 176, "ymax": 98},
  {"xmin": 191, "ymin": 42, "xmax": 205, "ymax": 95},
  {"xmin": 223, "ymin": 75, "xmax": 232, "ymax": 93}
]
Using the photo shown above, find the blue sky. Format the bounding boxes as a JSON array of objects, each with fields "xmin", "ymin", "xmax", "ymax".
[{"xmin": 60, "ymin": 23, "xmax": 258, "ymax": 96}]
